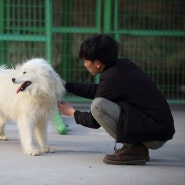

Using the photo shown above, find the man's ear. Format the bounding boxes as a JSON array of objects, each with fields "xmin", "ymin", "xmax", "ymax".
[{"xmin": 95, "ymin": 60, "xmax": 101, "ymax": 68}]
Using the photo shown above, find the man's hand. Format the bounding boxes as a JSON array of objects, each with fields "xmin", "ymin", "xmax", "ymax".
[{"xmin": 58, "ymin": 101, "xmax": 75, "ymax": 117}]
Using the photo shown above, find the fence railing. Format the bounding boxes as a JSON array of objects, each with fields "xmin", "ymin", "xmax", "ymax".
[{"xmin": 0, "ymin": 0, "xmax": 184, "ymax": 103}]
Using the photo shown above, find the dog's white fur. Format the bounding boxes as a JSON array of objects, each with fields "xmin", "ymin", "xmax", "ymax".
[{"xmin": 0, "ymin": 58, "xmax": 65, "ymax": 155}]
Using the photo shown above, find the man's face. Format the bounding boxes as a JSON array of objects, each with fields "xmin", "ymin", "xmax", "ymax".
[{"xmin": 83, "ymin": 59, "xmax": 105, "ymax": 76}]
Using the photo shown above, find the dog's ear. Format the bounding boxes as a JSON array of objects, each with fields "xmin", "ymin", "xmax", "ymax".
[
  {"xmin": 37, "ymin": 65, "xmax": 65, "ymax": 99},
  {"xmin": 39, "ymin": 66, "xmax": 51, "ymax": 77}
]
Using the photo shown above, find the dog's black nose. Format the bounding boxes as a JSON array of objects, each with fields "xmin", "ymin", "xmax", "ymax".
[{"xmin": 12, "ymin": 78, "xmax": 15, "ymax": 83}]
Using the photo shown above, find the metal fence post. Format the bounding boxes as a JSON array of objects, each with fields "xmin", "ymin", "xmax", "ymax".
[
  {"xmin": 113, "ymin": 0, "xmax": 120, "ymax": 41},
  {"xmin": 61, "ymin": 1, "xmax": 72, "ymax": 81},
  {"xmin": 0, "ymin": 0, "xmax": 4, "ymax": 64},
  {"xmin": 103, "ymin": 0, "xmax": 111, "ymax": 34},
  {"xmin": 45, "ymin": 0, "xmax": 52, "ymax": 63}
]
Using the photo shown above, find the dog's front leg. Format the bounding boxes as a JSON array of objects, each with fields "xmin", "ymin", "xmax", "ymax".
[
  {"xmin": 17, "ymin": 119, "xmax": 40, "ymax": 156},
  {"xmin": 0, "ymin": 116, "xmax": 8, "ymax": 141},
  {"xmin": 34, "ymin": 121, "xmax": 53, "ymax": 153},
  {"xmin": 0, "ymin": 125, "xmax": 8, "ymax": 141}
]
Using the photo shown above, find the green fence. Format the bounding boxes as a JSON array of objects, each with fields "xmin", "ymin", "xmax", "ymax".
[{"xmin": 0, "ymin": 0, "xmax": 184, "ymax": 103}]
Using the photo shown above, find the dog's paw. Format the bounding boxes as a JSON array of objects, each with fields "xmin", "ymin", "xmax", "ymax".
[
  {"xmin": 24, "ymin": 149, "xmax": 40, "ymax": 156},
  {"xmin": 0, "ymin": 135, "xmax": 8, "ymax": 141},
  {"xmin": 41, "ymin": 146, "xmax": 54, "ymax": 153}
]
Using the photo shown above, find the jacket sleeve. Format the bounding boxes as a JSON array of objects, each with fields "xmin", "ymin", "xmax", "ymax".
[
  {"xmin": 66, "ymin": 82, "xmax": 98, "ymax": 99},
  {"xmin": 74, "ymin": 110, "xmax": 101, "ymax": 129}
]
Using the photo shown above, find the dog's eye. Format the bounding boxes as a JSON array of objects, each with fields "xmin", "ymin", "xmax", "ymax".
[{"xmin": 23, "ymin": 71, "xmax": 27, "ymax": 74}]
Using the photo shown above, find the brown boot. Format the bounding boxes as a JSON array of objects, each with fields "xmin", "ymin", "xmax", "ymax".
[{"xmin": 103, "ymin": 144, "xmax": 150, "ymax": 165}]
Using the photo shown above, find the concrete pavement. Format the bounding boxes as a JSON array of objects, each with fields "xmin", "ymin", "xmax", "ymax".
[{"xmin": 0, "ymin": 103, "xmax": 185, "ymax": 185}]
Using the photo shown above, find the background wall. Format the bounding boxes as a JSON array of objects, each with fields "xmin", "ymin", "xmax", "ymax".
[{"xmin": 0, "ymin": 0, "xmax": 184, "ymax": 103}]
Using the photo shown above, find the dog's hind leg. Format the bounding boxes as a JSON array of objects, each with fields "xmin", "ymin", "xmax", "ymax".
[
  {"xmin": 0, "ymin": 114, "xmax": 8, "ymax": 141},
  {"xmin": 34, "ymin": 121, "xmax": 53, "ymax": 153}
]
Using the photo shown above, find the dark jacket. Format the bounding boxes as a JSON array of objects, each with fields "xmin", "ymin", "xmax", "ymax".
[{"xmin": 66, "ymin": 58, "xmax": 175, "ymax": 143}]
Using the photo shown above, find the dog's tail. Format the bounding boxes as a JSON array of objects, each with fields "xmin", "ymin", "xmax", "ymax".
[
  {"xmin": 0, "ymin": 65, "xmax": 8, "ymax": 70},
  {"xmin": 0, "ymin": 65, "xmax": 15, "ymax": 70}
]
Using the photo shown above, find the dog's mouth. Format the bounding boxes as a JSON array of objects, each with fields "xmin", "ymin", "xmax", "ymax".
[{"xmin": 16, "ymin": 81, "xmax": 32, "ymax": 94}]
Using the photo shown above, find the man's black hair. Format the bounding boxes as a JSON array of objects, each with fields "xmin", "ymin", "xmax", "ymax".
[{"xmin": 79, "ymin": 34, "xmax": 119, "ymax": 67}]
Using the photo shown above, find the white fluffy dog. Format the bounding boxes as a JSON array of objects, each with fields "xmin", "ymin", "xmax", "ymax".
[{"xmin": 0, "ymin": 58, "xmax": 65, "ymax": 155}]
